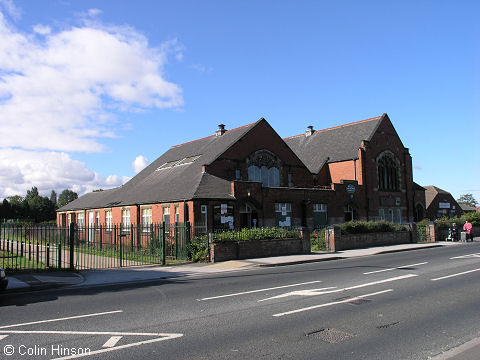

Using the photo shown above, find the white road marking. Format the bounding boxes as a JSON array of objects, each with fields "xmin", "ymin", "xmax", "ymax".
[
  {"xmin": 272, "ymin": 289, "xmax": 393, "ymax": 317},
  {"xmin": 0, "ymin": 330, "xmax": 180, "ymax": 336},
  {"xmin": 0, "ymin": 335, "xmax": 8, "ymax": 340},
  {"xmin": 260, "ymin": 273, "xmax": 417, "ymax": 301},
  {"xmin": 0, "ymin": 310, "xmax": 123, "ymax": 329},
  {"xmin": 363, "ymin": 262, "xmax": 428, "ymax": 274},
  {"xmin": 197, "ymin": 280, "xmax": 323, "ymax": 301},
  {"xmin": 431, "ymin": 268, "xmax": 480, "ymax": 281},
  {"xmin": 450, "ymin": 253, "xmax": 480, "ymax": 259},
  {"xmin": 51, "ymin": 333, "xmax": 183, "ymax": 360},
  {"xmin": 102, "ymin": 336, "xmax": 122, "ymax": 348}
]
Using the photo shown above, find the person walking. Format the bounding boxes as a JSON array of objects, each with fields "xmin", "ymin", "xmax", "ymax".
[{"xmin": 463, "ymin": 220, "xmax": 474, "ymax": 242}]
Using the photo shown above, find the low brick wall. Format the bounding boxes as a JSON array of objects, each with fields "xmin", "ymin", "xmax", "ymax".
[
  {"xmin": 438, "ymin": 226, "xmax": 479, "ymax": 241},
  {"xmin": 210, "ymin": 238, "xmax": 306, "ymax": 263},
  {"xmin": 326, "ymin": 226, "xmax": 413, "ymax": 252}
]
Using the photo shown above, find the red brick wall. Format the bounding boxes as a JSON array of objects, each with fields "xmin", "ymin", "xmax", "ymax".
[{"xmin": 328, "ymin": 161, "xmax": 356, "ymax": 184}]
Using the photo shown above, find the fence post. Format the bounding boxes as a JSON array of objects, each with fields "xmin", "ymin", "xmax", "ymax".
[
  {"xmin": 119, "ymin": 224, "xmax": 123, "ymax": 268},
  {"xmin": 69, "ymin": 222, "xmax": 75, "ymax": 271},
  {"xmin": 58, "ymin": 243, "xmax": 62, "ymax": 269},
  {"xmin": 162, "ymin": 222, "xmax": 166, "ymax": 265}
]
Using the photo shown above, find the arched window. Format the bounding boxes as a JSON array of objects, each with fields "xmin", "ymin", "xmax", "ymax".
[
  {"xmin": 247, "ymin": 150, "xmax": 281, "ymax": 187},
  {"xmin": 377, "ymin": 152, "xmax": 400, "ymax": 191}
]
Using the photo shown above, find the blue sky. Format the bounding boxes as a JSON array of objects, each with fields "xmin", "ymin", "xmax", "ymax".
[{"xmin": 0, "ymin": 0, "xmax": 479, "ymax": 202}]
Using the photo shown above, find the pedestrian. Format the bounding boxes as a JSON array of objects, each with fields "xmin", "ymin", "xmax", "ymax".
[
  {"xmin": 463, "ymin": 220, "xmax": 474, "ymax": 242},
  {"xmin": 449, "ymin": 222, "xmax": 459, "ymax": 241}
]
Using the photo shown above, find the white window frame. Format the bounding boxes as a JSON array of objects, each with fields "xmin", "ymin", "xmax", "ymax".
[
  {"xmin": 122, "ymin": 208, "xmax": 130, "ymax": 232},
  {"xmin": 77, "ymin": 213, "xmax": 84, "ymax": 228},
  {"xmin": 142, "ymin": 207, "xmax": 152, "ymax": 232},
  {"xmin": 105, "ymin": 210, "xmax": 112, "ymax": 231}
]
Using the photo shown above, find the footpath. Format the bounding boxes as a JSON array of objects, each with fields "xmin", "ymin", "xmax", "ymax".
[{"xmin": 1, "ymin": 240, "xmax": 471, "ymax": 293}]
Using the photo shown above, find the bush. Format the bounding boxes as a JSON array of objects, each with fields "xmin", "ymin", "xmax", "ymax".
[
  {"xmin": 311, "ymin": 228, "xmax": 326, "ymax": 251},
  {"xmin": 211, "ymin": 227, "xmax": 298, "ymax": 243},
  {"xmin": 339, "ymin": 220, "xmax": 405, "ymax": 235},
  {"xmin": 188, "ymin": 235, "xmax": 209, "ymax": 262}
]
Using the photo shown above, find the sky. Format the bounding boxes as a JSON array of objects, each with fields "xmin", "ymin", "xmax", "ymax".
[{"xmin": 0, "ymin": 0, "xmax": 479, "ymax": 203}]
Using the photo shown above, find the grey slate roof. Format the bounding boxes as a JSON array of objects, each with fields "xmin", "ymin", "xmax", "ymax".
[
  {"xmin": 58, "ymin": 121, "xmax": 256, "ymax": 211},
  {"xmin": 284, "ymin": 114, "xmax": 384, "ymax": 173}
]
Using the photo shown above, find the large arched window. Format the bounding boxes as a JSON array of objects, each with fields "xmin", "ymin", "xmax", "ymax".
[
  {"xmin": 247, "ymin": 150, "xmax": 281, "ymax": 187},
  {"xmin": 377, "ymin": 152, "xmax": 400, "ymax": 191}
]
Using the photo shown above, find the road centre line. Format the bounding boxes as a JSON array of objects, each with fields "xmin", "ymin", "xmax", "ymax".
[
  {"xmin": 363, "ymin": 262, "xmax": 428, "ymax": 275},
  {"xmin": 0, "ymin": 310, "xmax": 123, "ymax": 329},
  {"xmin": 450, "ymin": 253, "xmax": 480, "ymax": 259},
  {"xmin": 260, "ymin": 273, "xmax": 417, "ymax": 301},
  {"xmin": 197, "ymin": 280, "xmax": 323, "ymax": 301},
  {"xmin": 431, "ymin": 268, "xmax": 480, "ymax": 281},
  {"xmin": 272, "ymin": 289, "xmax": 393, "ymax": 317},
  {"xmin": 103, "ymin": 336, "xmax": 122, "ymax": 348}
]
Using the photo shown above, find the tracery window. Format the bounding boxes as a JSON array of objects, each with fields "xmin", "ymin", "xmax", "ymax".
[
  {"xmin": 247, "ymin": 150, "xmax": 281, "ymax": 187},
  {"xmin": 377, "ymin": 152, "xmax": 400, "ymax": 191}
]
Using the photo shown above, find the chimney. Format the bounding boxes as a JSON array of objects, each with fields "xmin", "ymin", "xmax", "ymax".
[
  {"xmin": 306, "ymin": 125, "xmax": 315, "ymax": 136},
  {"xmin": 216, "ymin": 124, "xmax": 226, "ymax": 136}
]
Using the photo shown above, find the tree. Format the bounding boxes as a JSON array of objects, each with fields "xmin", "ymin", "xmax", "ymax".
[
  {"xmin": 57, "ymin": 189, "xmax": 78, "ymax": 209},
  {"xmin": 457, "ymin": 193, "xmax": 479, "ymax": 207},
  {"xmin": 50, "ymin": 190, "xmax": 57, "ymax": 208}
]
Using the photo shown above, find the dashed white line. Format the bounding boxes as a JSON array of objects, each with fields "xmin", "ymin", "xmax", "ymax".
[
  {"xmin": 0, "ymin": 310, "xmax": 123, "ymax": 329},
  {"xmin": 272, "ymin": 289, "xmax": 394, "ymax": 317},
  {"xmin": 102, "ymin": 336, "xmax": 122, "ymax": 348},
  {"xmin": 197, "ymin": 280, "xmax": 323, "ymax": 301},
  {"xmin": 450, "ymin": 253, "xmax": 480, "ymax": 259},
  {"xmin": 0, "ymin": 335, "xmax": 8, "ymax": 340},
  {"xmin": 363, "ymin": 262, "xmax": 428, "ymax": 275},
  {"xmin": 431, "ymin": 268, "xmax": 480, "ymax": 281}
]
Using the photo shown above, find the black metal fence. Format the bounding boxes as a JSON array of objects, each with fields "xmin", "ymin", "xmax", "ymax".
[{"xmin": 0, "ymin": 222, "xmax": 191, "ymax": 272}]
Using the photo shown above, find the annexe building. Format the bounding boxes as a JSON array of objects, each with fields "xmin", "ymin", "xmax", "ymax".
[{"xmin": 57, "ymin": 113, "xmax": 423, "ymax": 231}]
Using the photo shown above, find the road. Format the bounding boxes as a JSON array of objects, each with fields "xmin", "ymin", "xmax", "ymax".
[{"xmin": 1, "ymin": 243, "xmax": 480, "ymax": 359}]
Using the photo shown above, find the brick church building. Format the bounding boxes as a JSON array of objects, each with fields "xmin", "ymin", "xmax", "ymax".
[{"xmin": 57, "ymin": 113, "xmax": 425, "ymax": 232}]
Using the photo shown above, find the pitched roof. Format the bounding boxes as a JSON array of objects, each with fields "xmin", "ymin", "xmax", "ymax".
[
  {"xmin": 284, "ymin": 114, "xmax": 384, "ymax": 173},
  {"xmin": 459, "ymin": 203, "xmax": 476, "ymax": 212},
  {"xmin": 423, "ymin": 185, "xmax": 454, "ymax": 208},
  {"xmin": 58, "ymin": 121, "xmax": 257, "ymax": 211}
]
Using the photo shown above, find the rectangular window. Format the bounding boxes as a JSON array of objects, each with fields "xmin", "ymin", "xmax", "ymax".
[
  {"xmin": 313, "ymin": 203, "xmax": 327, "ymax": 228},
  {"xmin": 235, "ymin": 169, "xmax": 241, "ymax": 180},
  {"xmin": 275, "ymin": 203, "xmax": 292, "ymax": 228},
  {"xmin": 95, "ymin": 211, "xmax": 99, "ymax": 228},
  {"xmin": 105, "ymin": 210, "xmax": 112, "ymax": 231},
  {"xmin": 77, "ymin": 213, "xmax": 84, "ymax": 228},
  {"xmin": 288, "ymin": 173, "xmax": 293, "ymax": 187},
  {"xmin": 122, "ymin": 208, "xmax": 130, "ymax": 232},
  {"xmin": 379, "ymin": 208, "xmax": 402, "ymax": 224},
  {"xmin": 163, "ymin": 207, "xmax": 170, "ymax": 224},
  {"xmin": 142, "ymin": 208, "xmax": 152, "ymax": 232},
  {"xmin": 175, "ymin": 206, "xmax": 180, "ymax": 223},
  {"xmin": 199, "ymin": 205, "xmax": 208, "ymax": 234},
  {"xmin": 214, "ymin": 204, "xmax": 234, "ymax": 230}
]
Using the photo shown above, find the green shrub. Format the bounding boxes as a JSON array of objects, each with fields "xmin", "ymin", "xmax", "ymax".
[
  {"xmin": 211, "ymin": 227, "xmax": 298, "ymax": 243},
  {"xmin": 311, "ymin": 228, "xmax": 326, "ymax": 251},
  {"xmin": 188, "ymin": 235, "xmax": 209, "ymax": 262},
  {"xmin": 339, "ymin": 220, "xmax": 405, "ymax": 235}
]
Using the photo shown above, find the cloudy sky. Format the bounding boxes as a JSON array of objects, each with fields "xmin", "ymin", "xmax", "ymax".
[{"xmin": 0, "ymin": 0, "xmax": 479, "ymax": 201}]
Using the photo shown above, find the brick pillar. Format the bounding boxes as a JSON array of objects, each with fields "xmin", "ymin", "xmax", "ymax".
[
  {"xmin": 425, "ymin": 222, "xmax": 438, "ymax": 242},
  {"xmin": 326, "ymin": 226, "xmax": 340, "ymax": 252}
]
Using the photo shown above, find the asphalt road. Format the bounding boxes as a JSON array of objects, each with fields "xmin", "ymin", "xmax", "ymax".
[{"xmin": 2, "ymin": 243, "xmax": 480, "ymax": 359}]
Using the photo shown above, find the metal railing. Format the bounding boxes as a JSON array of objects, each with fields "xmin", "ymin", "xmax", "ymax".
[{"xmin": 0, "ymin": 222, "xmax": 191, "ymax": 272}]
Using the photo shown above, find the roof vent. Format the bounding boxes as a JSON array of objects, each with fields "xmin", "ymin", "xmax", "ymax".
[
  {"xmin": 306, "ymin": 125, "xmax": 315, "ymax": 136},
  {"xmin": 216, "ymin": 124, "xmax": 226, "ymax": 136}
]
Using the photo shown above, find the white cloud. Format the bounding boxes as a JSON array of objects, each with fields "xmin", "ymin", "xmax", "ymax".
[
  {"xmin": 0, "ymin": 11, "xmax": 184, "ymax": 152},
  {"xmin": 0, "ymin": 149, "xmax": 129, "ymax": 199},
  {"xmin": 0, "ymin": 7, "xmax": 183, "ymax": 199},
  {"xmin": 132, "ymin": 155, "xmax": 150, "ymax": 174},
  {"xmin": 33, "ymin": 24, "xmax": 51, "ymax": 35},
  {"xmin": 413, "ymin": 163, "xmax": 422, "ymax": 170},
  {"xmin": 0, "ymin": 0, "xmax": 21, "ymax": 20}
]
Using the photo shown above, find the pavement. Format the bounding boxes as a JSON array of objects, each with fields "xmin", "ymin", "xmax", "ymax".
[{"xmin": 1, "ymin": 240, "xmax": 472, "ymax": 293}]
